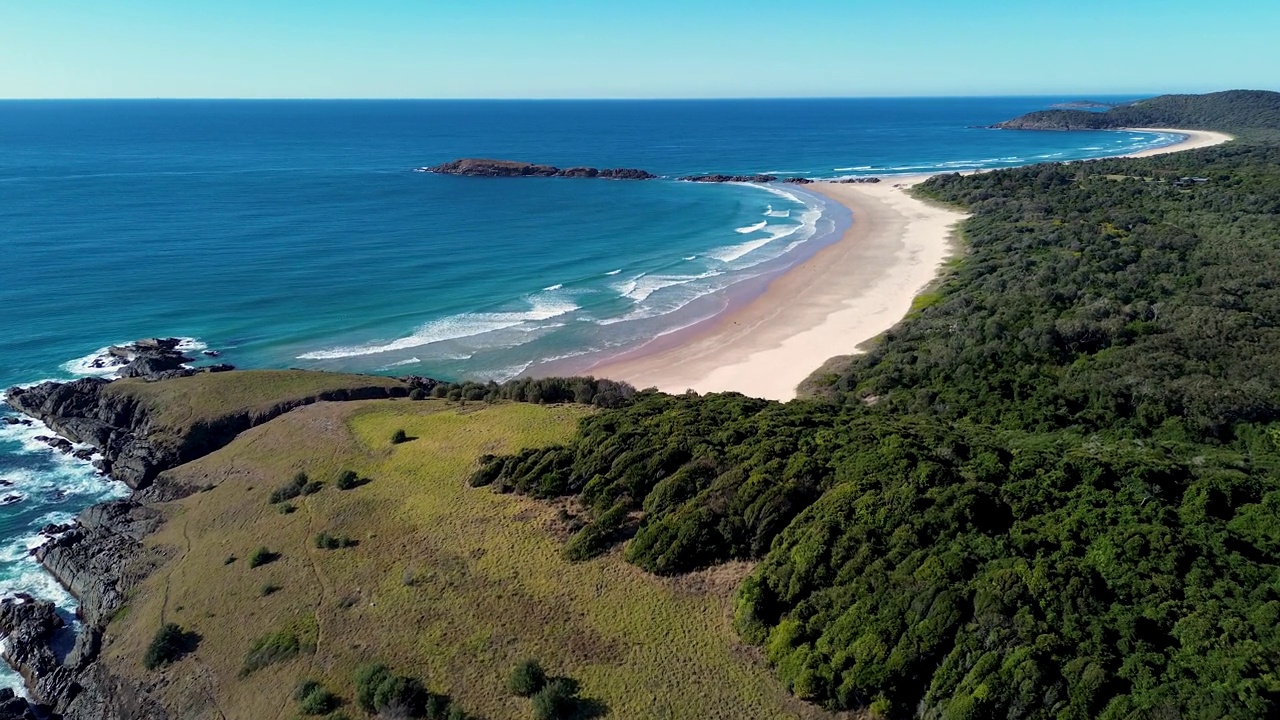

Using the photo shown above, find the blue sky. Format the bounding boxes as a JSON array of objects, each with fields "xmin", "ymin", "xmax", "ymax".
[{"xmin": 2, "ymin": 0, "xmax": 1277, "ymax": 98}]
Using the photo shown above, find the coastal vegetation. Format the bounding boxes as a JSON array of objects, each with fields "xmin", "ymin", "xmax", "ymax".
[
  {"xmin": 469, "ymin": 96, "xmax": 1280, "ymax": 718},
  {"xmin": 994, "ymin": 89, "xmax": 1280, "ymax": 136},
  {"xmin": 99, "ymin": 400, "xmax": 826, "ymax": 719}
]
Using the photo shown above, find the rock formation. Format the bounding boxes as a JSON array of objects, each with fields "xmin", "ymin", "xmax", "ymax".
[
  {"xmin": 422, "ymin": 158, "xmax": 657, "ymax": 180},
  {"xmin": 678, "ymin": 174, "xmax": 778, "ymax": 183}
]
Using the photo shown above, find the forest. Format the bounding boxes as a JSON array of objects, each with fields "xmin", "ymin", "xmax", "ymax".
[{"xmin": 470, "ymin": 94, "xmax": 1280, "ymax": 718}]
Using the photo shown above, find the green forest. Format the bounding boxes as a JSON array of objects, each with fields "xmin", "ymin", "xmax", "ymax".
[{"xmin": 470, "ymin": 93, "xmax": 1280, "ymax": 719}]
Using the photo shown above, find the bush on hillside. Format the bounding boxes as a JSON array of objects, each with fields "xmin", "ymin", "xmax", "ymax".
[
  {"xmin": 531, "ymin": 678, "xmax": 579, "ymax": 720},
  {"xmin": 295, "ymin": 679, "xmax": 339, "ymax": 715},
  {"xmin": 143, "ymin": 622, "xmax": 197, "ymax": 669},
  {"xmin": 391, "ymin": 429, "xmax": 409, "ymax": 444},
  {"xmin": 507, "ymin": 659, "xmax": 547, "ymax": 697},
  {"xmin": 248, "ymin": 546, "xmax": 278, "ymax": 567},
  {"xmin": 240, "ymin": 629, "xmax": 301, "ymax": 676},
  {"xmin": 336, "ymin": 469, "xmax": 361, "ymax": 490}
]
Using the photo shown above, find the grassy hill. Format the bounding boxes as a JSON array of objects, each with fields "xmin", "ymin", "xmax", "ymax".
[{"xmin": 100, "ymin": 399, "xmax": 838, "ymax": 720}]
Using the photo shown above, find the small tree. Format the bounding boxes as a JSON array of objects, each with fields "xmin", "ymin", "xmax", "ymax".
[
  {"xmin": 507, "ymin": 659, "xmax": 547, "ymax": 697},
  {"xmin": 144, "ymin": 623, "xmax": 194, "ymax": 669},
  {"xmin": 531, "ymin": 678, "xmax": 578, "ymax": 720},
  {"xmin": 336, "ymin": 469, "xmax": 360, "ymax": 490},
  {"xmin": 391, "ymin": 429, "xmax": 409, "ymax": 444},
  {"xmin": 248, "ymin": 546, "xmax": 277, "ymax": 568}
]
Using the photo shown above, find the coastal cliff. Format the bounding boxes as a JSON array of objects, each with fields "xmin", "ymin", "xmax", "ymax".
[
  {"xmin": 994, "ymin": 89, "xmax": 1280, "ymax": 132},
  {"xmin": 5, "ymin": 372, "xmax": 409, "ymax": 489},
  {"xmin": 0, "ymin": 367, "xmax": 416, "ymax": 718}
]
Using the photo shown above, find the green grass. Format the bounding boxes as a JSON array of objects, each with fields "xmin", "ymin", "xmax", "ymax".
[
  {"xmin": 102, "ymin": 399, "xmax": 833, "ymax": 720},
  {"xmin": 104, "ymin": 369, "xmax": 406, "ymax": 443}
]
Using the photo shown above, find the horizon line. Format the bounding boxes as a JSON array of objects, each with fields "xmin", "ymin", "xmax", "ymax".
[{"xmin": 0, "ymin": 92, "xmax": 1178, "ymax": 103}]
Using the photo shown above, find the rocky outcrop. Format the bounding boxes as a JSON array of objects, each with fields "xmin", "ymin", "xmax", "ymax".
[
  {"xmin": 833, "ymin": 177, "xmax": 882, "ymax": 184},
  {"xmin": 0, "ymin": 595, "xmax": 167, "ymax": 719},
  {"xmin": 678, "ymin": 174, "xmax": 778, "ymax": 183},
  {"xmin": 5, "ymin": 375, "xmax": 408, "ymax": 489},
  {"xmin": 783, "ymin": 177, "xmax": 813, "ymax": 184},
  {"xmin": 422, "ymin": 158, "xmax": 657, "ymax": 180},
  {"xmin": 991, "ymin": 109, "xmax": 1116, "ymax": 131}
]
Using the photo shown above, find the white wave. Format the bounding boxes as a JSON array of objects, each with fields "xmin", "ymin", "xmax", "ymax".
[
  {"xmin": 543, "ymin": 283, "xmax": 563, "ymax": 291},
  {"xmin": 378, "ymin": 357, "xmax": 422, "ymax": 369},
  {"xmin": 735, "ymin": 221, "xmax": 768, "ymax": 234},
  {"xmin": 684, "ymin": 256, "xmax": 697, "ymax": 261},
  {"xmin": 604, "ymin": 269, "xmax": 622, "ymax": 276},
  {"xmin": 296, "ymin": 295, "xmax": 578, "ymax": 360},
  {"xmin": 764, "ymin": 208, "xmax": 791, "ymax": 218},
  {"xmin": 834, "ymin": 165, "xmax": 874, "ymax": 171},
  {"xmin": 614, "ymin": 271, "xmax": 723, "ymax": 303}
]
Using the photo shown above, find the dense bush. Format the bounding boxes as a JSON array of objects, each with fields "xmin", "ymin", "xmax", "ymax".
[
  {"xmin": 507, "ymin": 659, "xmax": 547, "ymax": 697},
  {"xmin": 248, "ymin": 546, "xmax": 278, "ymax": 568},
  {"xmin": 270, "ymin": 471, "xmax": 319, "ymax": 503},
  {"xmin": 314, "ymin": 532, "xmax": 356, "ymax": 550},
  {"xmin": 476, "ymin": 120, "xmax": 1280, "ymax": 718},
  {"xmin": 295, "ymin": 679, "xmax": 339, "ymax": 715},
  {"xmin": 143, "ymin": 622, "xmax": 196, "ymax": 669},
  {"xmin": 391, "ymin": 429, "xmax": 409, "ymax": 445},
  {"xmin": 531, "ymin": 678, "xmax": 580, "ymax": 720},
  {"xmin": 336, "ymin": 469, "xmax": 361, "ymax": 490}
]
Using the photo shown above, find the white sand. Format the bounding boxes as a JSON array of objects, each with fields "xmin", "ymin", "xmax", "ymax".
[{"xmin": 587, "ymin": 128, "xmax": 1232, "ymax": 401}]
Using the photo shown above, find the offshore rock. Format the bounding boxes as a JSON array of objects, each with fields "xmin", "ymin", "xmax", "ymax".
[
  {"xmin": 424, "ymin": 158, "xmax": 657, "ymax": 180},
  {"xmin": 678, "ymin": 174, "xmax": 778, "ymax": 183}
]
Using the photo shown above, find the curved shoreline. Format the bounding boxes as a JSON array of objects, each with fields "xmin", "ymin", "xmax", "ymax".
[{"xmin": 586, "ymin": 127, "xmax": 1232, "ymax": 400}]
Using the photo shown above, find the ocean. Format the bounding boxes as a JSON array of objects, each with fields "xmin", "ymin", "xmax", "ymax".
[{"xmin": 0, "ymin": 97, "xmax": 1175, "ymax": 689}]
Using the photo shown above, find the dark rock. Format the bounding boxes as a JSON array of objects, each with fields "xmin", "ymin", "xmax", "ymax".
[
  {"xmin": 72, "ymin": 449, "xmax": 95, "ymax": 462},
  {"xmin": 1, "ymin": 417, "xmax": 31, "ymax": 426},
  {"xmin": 200, "ymin": 349, "xmax": 220, "ymax": 357},
  {"xmin": 202, "ymin": 363, "xmax": 235, "ymax": 373},
  {"xmin": 783, "ymin": 177, "xmax": 814, "ymax": 185},
  {"xmin": 834, "ymin": 177, "xmax": 882, "ymax": 184},
  {"xmin": 678, "ymin": 174, "xmax": 778, "ymax": 183},
  {"xmin": 400, "ymin": 375, "xmax": 443, "ymax": 393},
  {"xmin": 424, "ymin": 158, "xmax": 657, "ymax": 180}
]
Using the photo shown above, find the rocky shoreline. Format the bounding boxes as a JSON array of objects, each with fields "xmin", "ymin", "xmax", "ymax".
[{"xmin": 0, "ymin": 345, "xmax": 427, "ymax": 718}]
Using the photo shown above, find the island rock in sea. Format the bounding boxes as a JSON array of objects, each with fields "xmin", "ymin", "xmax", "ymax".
[
  {"xmin": 678, "ymin": 173, "xmax": 778, "ymax": 183},
  {"xmin": 421, "ymin": 158, "xmax": 657, "ymax": 180}
]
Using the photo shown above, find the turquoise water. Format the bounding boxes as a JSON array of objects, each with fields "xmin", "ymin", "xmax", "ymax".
[{"xmin": 0, "ymin": 97, "xmax": 1176, "ymax": 690}]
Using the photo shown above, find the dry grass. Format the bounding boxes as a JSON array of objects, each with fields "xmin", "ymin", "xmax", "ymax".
[{"xmin": 103, "ymin": 399, "xmax": 840, "ymax": 720}]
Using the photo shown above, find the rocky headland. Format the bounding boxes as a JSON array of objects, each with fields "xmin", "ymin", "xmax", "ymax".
[
  {"xmin": 0, "ymin": 358, "xmax": 426, "ymax": 718},
  {"xmin": 421, "ymin": 158, "xmax": 657, "ymax": 180}
]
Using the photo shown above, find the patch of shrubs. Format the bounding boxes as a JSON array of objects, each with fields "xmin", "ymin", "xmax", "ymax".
[
  {"xmin": 354, "ymin": 663, "xmax": 472, "ymax": 719},
  {"xmin": 409, "ymin": 388, "xmax": 428, "ymax": 401},
  {"xmin": 241, "ymin": 629, "xmax": 303, "ymax": 676},
  {"xmin": 270, "ymin": 471, "xmax": 321, "ymax": 504},
  {"xmin": 260, "ymin": 583, "xmax": 281, "ymax": 597},
  {"xmin": 143, "ymin": 622, "xmax": 198, "ymax": 670},
  {"xmin": 563, "ymin": 502, "xmax": 630, "ymax": 562},
  {"xmin": 531, "ymin": 678, "xmax": 581, "ymax": 720},
  {"xmin": 508, "ymin": 661, "xmax": 597, "ymax": 720},
  {"xmin": 295, "ymin": 679, "xmax": 340, "ymax": 715},
  {"xmin": 391, "ymin": 429, "xmax": 409, "ymax": 445},
  {"xmin": 314, "ymin": 532, "xmax": 357, "ymax": 550},
  {"xmin": 248, "ymin": 546, "xmax": 279, "ymax": 568}
]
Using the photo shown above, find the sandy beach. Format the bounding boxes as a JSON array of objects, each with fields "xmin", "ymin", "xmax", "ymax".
[{"xmin": 588, "ymin": 128, "xmax": 1232, "ymax": 401}]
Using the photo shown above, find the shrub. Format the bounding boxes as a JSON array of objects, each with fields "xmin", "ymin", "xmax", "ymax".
[
  {"xmin": 391, "ymin": 429, "xmax": 409, "ymax": 444},
  {"xmin": 260, "ymin": 583, "xmax": 281, "ymax": 597},
  {"xmin": 315, "ymin": 532, "xmax": 356, "ymax": 550},
  {"xmin": 277, "ymin": 502, "xmax": 297, "ymax": 514},
  {"xmin": 409, "ymin": 388, "xmax": 427, "ymax": 401},
  {"xmin": 269, "ymin": 484, "xmax": 301, "ymax": 504},
  {"xmin": 293, "ymin": 471, "xmax": 309, "ymax": 486},
  {"xmin": 144, "ymin": 623, "xmax": 195, "ymax": 670},
  {"xmin": 241, "ymin": 629, "xmax": 301, "ymax": 676},
  {"xmin": 248, "ymin": 546, "xmax": 278, "ymax": 568},
  {"xmin": 296, "ymin": 679, "xmax": 339, "ymax": 715},
  {"xmin": 223, "ymin": 555, "xmax": 236, "ymax": 565},
  {"xmin": 373, "ymin": 675, "xmax": 427, "ymax": 717},
  {"xmin": 531, "ymin": 678, "xmax": 578, "ymax": 720},
  {"xmin": 507, "ymin": 659, "xmax": 547, "ymax": 697},
  {"xmin": 355, "ymin": 663, "xmax": 392, "ymax": 712},
  {"xmin": 336, "ymin": 470, "xmax": 360, "ymax": 490}
]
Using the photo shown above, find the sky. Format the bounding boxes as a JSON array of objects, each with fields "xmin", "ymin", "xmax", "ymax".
[{"xmin": 2, "ymin": 0, "xmax": 1277, "ymax": 99}]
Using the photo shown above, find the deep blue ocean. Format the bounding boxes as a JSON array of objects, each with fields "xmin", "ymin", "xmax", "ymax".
[{"xmin": 0, "ymin": 97, "xmax": 1175, "ymax": 689}]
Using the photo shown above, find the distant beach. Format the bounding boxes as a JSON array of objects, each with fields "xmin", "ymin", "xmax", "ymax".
[{"xmin": 588, "ymin": 127, "xmax": 1232, "ymax": 400}]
